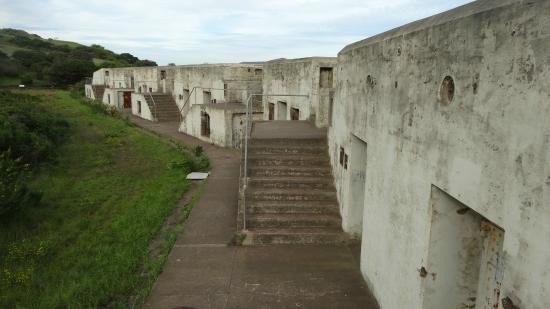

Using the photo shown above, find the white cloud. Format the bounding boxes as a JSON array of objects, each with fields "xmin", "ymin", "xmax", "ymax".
[{"xmin": 0, "ymin": 0, "xmax": 473, "ymax": 65}]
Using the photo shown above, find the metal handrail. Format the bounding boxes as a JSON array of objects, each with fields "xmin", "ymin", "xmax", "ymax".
[
  {"xmin": 241, "ymin": 93, "xmax": 309, "ymax": 230},
  {"xmin": 178, "ymin": 86, "xmax": 253, "ymax": 123},
  {"xmin": 178, "ymin": 86, "xmax": 199, "ymax": 123},
  {"xmin": 147, "ymin": 92, "xmax": 157, "ymax": 122}
]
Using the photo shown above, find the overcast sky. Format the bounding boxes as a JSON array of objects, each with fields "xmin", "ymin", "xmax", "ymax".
[{"xmin": 0, "ymin": 0, "xmax": 472, "ymax": 65}]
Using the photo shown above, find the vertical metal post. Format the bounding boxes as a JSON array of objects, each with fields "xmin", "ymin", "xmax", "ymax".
[{"xmin": 242, "ymin": 94, "xmax": 253, "ymax": 230}]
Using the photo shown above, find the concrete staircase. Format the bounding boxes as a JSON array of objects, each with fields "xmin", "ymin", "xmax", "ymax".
[
  {"xmin": 91, "ymin": 85, "xmax": 105, "ymax": 101},
  {"xmin": 144, "ymin": 93, "xmax": 180, "ymax": 122},
  {"xmin": 242, "ymin": 136, "xmax": 348, "ymax": 245}
]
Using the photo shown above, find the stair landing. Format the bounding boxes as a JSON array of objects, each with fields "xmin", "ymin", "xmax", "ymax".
[{"xmin": 251, "ymin": 120, "xmax": 327, "ymax": 139}]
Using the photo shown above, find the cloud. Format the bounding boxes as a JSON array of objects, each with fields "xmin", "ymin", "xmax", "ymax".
[{"xmin": 0, "ymin": 0, "xmax": 472, "ymax": 65}]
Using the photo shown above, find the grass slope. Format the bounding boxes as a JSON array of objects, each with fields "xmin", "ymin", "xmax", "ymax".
[{"xmin": 0, "ymin": 90, "xmax": 203, "ymax": 307}]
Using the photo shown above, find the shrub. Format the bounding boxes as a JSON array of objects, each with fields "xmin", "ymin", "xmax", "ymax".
[
  {"xmin": 0, "ymin": 151, "xmax": 41, "ymax": 217},
  {"xmin": 20, "ymin": 74, "xmax": 33, "ymax": 86},
  {"xmin": 47, "ymin": 59, "xmax": 96, "ymax": 87},
  {"xmin": 194, "ymin": 145, "xmax": 203, "ymax": 157},
  {"xmin": 0, "ymin": 91, "xmax": 69, "ymax": 166},
  {"xmin": 0, "ymin": 91, "xmax": 69, "ymax": 217}
]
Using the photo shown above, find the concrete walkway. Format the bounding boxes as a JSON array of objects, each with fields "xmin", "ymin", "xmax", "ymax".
[{"xmin": 129, "ymin": 117, "xmax": 378, "ymax": 309}]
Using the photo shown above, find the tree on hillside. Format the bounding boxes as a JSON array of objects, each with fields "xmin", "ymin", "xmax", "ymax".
[
  {"xmin": 0, "ymin": 58, "xmax": 18, "ymax": 77},
  {"xmin": 48, "ymin": 59, "xmax": 96, "ymax": 86},
  {"xmin": 12, "ymin": 50, "xmax": 51, "ymax": 67},
  {"xmin": 0, "ymin": 51, "xmax": 20, "ymax": 77},
  {"xmin": 136, "ymin": 59, "xmax": 158, "ymax": 66},
  {"xmin": 119, "ymin": 53, "xmax": 139, "ymax": 64}
]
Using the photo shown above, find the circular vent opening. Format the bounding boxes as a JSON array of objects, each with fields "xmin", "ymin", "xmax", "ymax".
[{"xmin": 440, "ymin": 76, "xmax": 455, "ymax": 105}]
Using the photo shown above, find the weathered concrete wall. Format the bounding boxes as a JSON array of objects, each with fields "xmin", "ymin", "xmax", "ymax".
[
  {"xmin": 132, "ymin": 66, "xmax": 166, "ymax": 94},
  {"xmin": 101, "ymin": 88, "xmax": 132, "ymax": 109},
  {"xmin": 180, "ymin": 103, "xmax": 262, "ymax": 148},
  {"xmin": 108, "ymin": 67, "xmax": 135, "ymax": 89},
  {"xmin": 174, "ymin": 64, "xmax": 263, "ymax": 147},
  {"xmin": 131, "ymin": 93, "xmax": 153, "ymax": 121},
  {"xmin": 173, "ymin": 64, "xmax": 263, "ymax": 110},
  {"xmin": 328, "ymin": 0, "xmax": 550, "ymax": 308},
  {"xmin": 92, "ymin": 68, "xmax": 107, "ymax": 85},
  {"xmin": 262, "ymin": 57, "xmax": 336, "ymax": 127},
  {"xmin": 182, "ymin": 104, "xmax": 227, "ymax": 146},
  {"xmin": 102, "ymin": 88, "xmax": 117, "ymax": 108},
  {"xmin": 84, "ymin": 84, "xmax": 94, "ymax": 99}
]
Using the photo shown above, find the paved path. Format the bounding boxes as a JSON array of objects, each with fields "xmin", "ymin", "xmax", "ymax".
[{"xmin": 130, "ymin": 117, "xmax": 378, "ymax": 309}]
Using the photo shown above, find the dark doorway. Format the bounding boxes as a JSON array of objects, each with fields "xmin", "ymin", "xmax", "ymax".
[
  {"xmin": 123, "ymin": 92, "xmax": 132, "ymax": 108},
  {"xmin": 268, "ymin": 103, "xmax": 275, "ymax": 120},
  {"xmin": 290, "ymin": 107, "xmax": 300, "ymax": 120},
  {"xmin": 201, "ymin": 112, "xmax": 211, "ymax": 137}
]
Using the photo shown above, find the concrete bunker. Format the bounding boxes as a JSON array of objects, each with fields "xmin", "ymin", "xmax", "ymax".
[{"xmin": 423, "ymin": 186, "xmax": 505, "ymax": 309}]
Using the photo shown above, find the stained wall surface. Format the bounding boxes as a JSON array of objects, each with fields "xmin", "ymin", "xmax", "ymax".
[
  {"xmin": 328, "ymin": 0, "xmax": 550, "ymax": 308},
  {"xmin": 262, "ymin": 57, "xmax": 336, "ymax": 127}
]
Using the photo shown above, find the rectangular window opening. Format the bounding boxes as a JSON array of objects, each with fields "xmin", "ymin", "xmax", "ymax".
[{"xmin": 320, "ymin": 67, "xmax": 333, "ymax": 88}]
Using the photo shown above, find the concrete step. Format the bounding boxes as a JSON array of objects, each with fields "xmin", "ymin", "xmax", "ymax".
[
  {"xmin": 248, "ymin": 177, "xmax": 335, "ymax": 190},
  {"xmin": 246, "ymin": 214, "xmax": 341, "ymax": 229},
  {"xmin": 245, "ymin": 228, "xmax": 349, "ymax": 245},
  {"xmin": 248, "ymin": 154, "xmax": 328, "ymax": 167},
  {"xmin": 155, "ymin": 111, "xmax": 179, "ymax": 115},
  {"xmin": 249, "ymin": 138, "xmax": 326, "ymax": 148},
  {"xmin": 249, "ymin": 166, "xmax": 331, "ymax": 177},
  {"xmin": 246, "ymin": 201, "xmax": 339, "ymax": 215},
  {"xmin": 247, "ymin": 189, "xmax": 336, "ymax": 202},
  {"xmin": 248, "ymin": 145, "xmax": 327, "ymax": 155}
]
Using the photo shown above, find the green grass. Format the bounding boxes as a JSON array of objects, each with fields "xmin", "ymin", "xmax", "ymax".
[
  {"xmin": 0, "ymin": 76, "xmax": 20, "ymax": 86},
  {"xmin": 0, "ymin": 90, "xmax": 206, "ymax": 307},
  {"xmin": 46, "ymin": 39, "xmax": 82, "ymax": 48},
  {"xmin": 93, "ymin": 58, "xmax": 108, "ymax": 66},
  {"xmin": 0, "ymin": 43, "xmax": 29, "ymax": 56}
]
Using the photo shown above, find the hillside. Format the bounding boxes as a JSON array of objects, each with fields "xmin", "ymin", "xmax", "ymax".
[
  {"xmin": 0, "ymin": 89, "xmax": 207, "ymax": 307},
  {"xmin": 0, "ymin": 28, "xmax": 157, "ymax": 87}
]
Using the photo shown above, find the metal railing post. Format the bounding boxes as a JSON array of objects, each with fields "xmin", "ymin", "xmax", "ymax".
[
  {"xmin": 148, "ymin": 92, "xmax": 157, "ymax": 122},
  {"xmin": 242, "ymin": 94, "xmax": 254, "ymax": 230}
]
